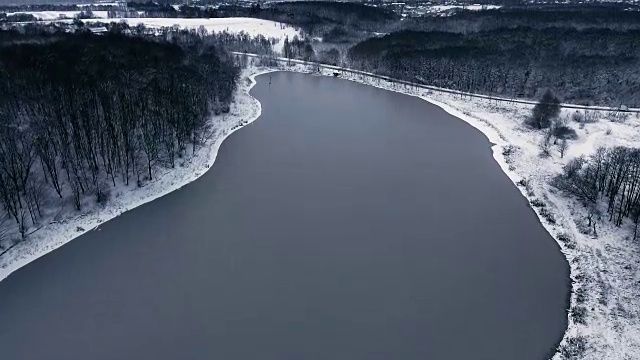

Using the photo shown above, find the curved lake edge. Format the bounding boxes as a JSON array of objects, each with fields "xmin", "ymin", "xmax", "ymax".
[
  {"xmin": 294, "ymin": 68, "xmax": 577, "ymax": 359},
  {"xmin": 0, "ymin": 68, "xmax": 270, "ymax": 283},
  {"xmin": 1, "ymin": 67, "xmax": 573, "ymax": 359}
]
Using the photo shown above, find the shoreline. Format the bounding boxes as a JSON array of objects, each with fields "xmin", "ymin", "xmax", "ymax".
[
  {"xmin": 2, "ymin": 65, "xmax": 638, "ymax": 359},
  {"xmin": 286, "ymin": 66, "xmax": 571, "ymax": 358},
  {"xmin": 289, "ymin": 65, "xmax": 638, "ymax": 360},
  {"xmin": 0, "ymin": 68, "xmax": 270, "ymax": 283}
]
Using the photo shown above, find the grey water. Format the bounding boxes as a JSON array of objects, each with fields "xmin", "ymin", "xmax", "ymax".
[{"xmin": 0, "ymin": 72, "xmax": 569, "ymax": 360}]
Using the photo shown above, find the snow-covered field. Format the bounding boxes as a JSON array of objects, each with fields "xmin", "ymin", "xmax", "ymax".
[
  {"xmin": 85, "ymin": 17, "xmax": 300, "ymax": 53},
  {"xmin": 7, "ymin": 11, "xmax": 109, "ymax": 20},
  {"xmin": 404, "ymin": 4, "xmax": 502, "ymax": 17},
  {"xmin": 1, "ymin": 59, "xmax": 639, "ymax": 360},
  {"xmin": 429, "ymin": 4, "xmax": 502, "ymax": 11}
]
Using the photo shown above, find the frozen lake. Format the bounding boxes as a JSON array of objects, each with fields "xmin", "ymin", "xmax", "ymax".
[{"xmin": 0, "ymin": 72, "xmax": 569, "ymax": 360}]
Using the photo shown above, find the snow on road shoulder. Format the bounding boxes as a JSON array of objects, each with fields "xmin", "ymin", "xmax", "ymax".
[
  {"xmin": 291, "ymin": 64, "xmax": 640, "ymax": 360},
  {"xmin": 0, "ymin": 67, "xmax": 271, "ymax": 283}
]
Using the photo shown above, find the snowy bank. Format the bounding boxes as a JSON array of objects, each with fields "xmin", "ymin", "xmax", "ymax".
[{"xmin": 0, "ymin": 68, "xmax": 269, "ymax": 283}]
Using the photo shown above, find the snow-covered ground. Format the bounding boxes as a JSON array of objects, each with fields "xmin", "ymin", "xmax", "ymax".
[
  {"xmin": 404, "ymin": 4, "xmax": 502, "ymax": 17},
  {"xmin": 7, "ymin": 11, "xmax": 109, "ymax": 20},
  {"xmin": 279, "ymin": 64, "xmax": 638, "ymax": 360},
  {"xmin": 85, "ymin": 17, "xmax": 300, "ymax": 53},
  {"xmin": 1, "ymin": 60, "xmax": 639, "ymax": 359},
  {"xmin": 429, "ymin": 4, "xmax": 502, "ymax": 11},
  {"xmin": 9, "ymin": 16, "xmax": 299, "ymax": 54}
]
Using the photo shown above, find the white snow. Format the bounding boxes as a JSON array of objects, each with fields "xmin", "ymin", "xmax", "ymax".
[
  {"xmin": 77, "ymin": 2, "xmax": 123, "ymax": 6},
  {"xmin": 85, "ymin": 17, "xmax": 300, "ymax": 53},
  {"xmin": 429, "ymin": 4, "xmax": 502, "ymax": 12},
  {"xmin": 7, "ymin": 11, "xmax": 109, "ymax": 20}
]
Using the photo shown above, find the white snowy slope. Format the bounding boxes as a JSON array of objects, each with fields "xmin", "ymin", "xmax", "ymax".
[{"xmin": 85, "ymin": 17, "xmax": 300, "ymax": 53}]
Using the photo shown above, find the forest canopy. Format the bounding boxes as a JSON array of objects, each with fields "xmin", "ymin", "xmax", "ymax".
[
  {"xmin": 309, "ymin": 5, "xmax": 640, "ymax": 107},
  {"xmin": 0, "ymin": 31, "xmax": 239, "ymax": 239}
]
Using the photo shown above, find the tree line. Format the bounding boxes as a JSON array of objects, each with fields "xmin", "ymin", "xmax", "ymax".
[
  {"xmin": 403, "ymin": 5, "xmax": 640, "ymax": 33},
  {"xmin": 348, "ymin": 25, "xmax": 640, "ymax": 106},
  {"xmin": 0, "ymin": 31, "xmax": 239, "ymax": 241}
]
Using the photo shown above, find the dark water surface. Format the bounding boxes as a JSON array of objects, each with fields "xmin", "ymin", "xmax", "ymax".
[{"xmin": 0, "ymin": 72, "xmax": 569, "ymax": 360}]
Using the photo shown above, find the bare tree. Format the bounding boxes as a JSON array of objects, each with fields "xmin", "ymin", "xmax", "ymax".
[
  {"xmin": 559, "ymin": 139, "xmax": 569, "ymax": 158},
  {"xmin": 0, "ymin": 211, "xmax": 9, "ymax": 247},
  {"xmin": 632, "ymin": 204, "xmax": 640, "ymax": 240}
]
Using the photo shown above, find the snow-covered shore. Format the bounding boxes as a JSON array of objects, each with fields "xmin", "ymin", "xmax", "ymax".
[
  {"xmin": 280, "ymin": 64, "xmax": 640, "ymax": 360},
  {"xmin": 1, "ymin": 63, "xmax": 639, "ymax": 360},
  {"xmin": 0, "ymin": 68, "xmax": 267, "ymax": 283}
]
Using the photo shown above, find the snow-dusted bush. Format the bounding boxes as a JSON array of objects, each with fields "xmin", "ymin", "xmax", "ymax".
[
  {"xmin": 583, "ymin": 110, "xmax": 599, "ymax": 123},
  {"xmin": 572, "ymin": 110, "xmax": 598, "ymax": 124},
  {"xmin": 531, "ymin": 199, "xmax": 546, "ymax": 208},
  {"xmin": 558, "ymin": 336, "xmax": 588, "ymax": 360},
  {"xmin": 553, "ymin": 125, "xmax": 578, "ymax": 141},
  {"xmin": 557, "ymin": 233, "xmax": 571, "ymax": 243},
  {"xmin": 539, "ymin": 207, "xmax": 557, "ymax": 224},
  {"xmin": 516, "ymin": 178, "xmax": 535, "ymax": 197},
  {"xmin": 557, "ymin": 232, "xmax": 578, "ymax": 249},
  {"xmin": 574, "ymin": 217, "xmax": 592, "ymax": 235},
  {"xmin": 571, "ymin": 111, "xmax": 583, "ymax": 123},
  {"xmin": 502, "ymin": 144, "xmax": 517, "ymax": 157},
  {"xmin": 539, "ymin": 137, "xmax": 552, "ymax": 157},
  {"xmin": 571, "ymin": 305, "xmax": 588, "ymax": 324},
  {"xmin": 607, "ymin": 110, "xmax": 630, "ymax": 123},
  {"xmin": 574, "ymin": 287, "xmax": 588, "ymax": 305}
]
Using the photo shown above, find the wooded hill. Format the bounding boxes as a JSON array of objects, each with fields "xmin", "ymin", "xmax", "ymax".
[
  {"xmin": 0, "ymin": 31, "xmax": 239, "ymax": 239},
  {"xmin": 348, "ymin": 7, "xmax": 640, "ymax": 106}
]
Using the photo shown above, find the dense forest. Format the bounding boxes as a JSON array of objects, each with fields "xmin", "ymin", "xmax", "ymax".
[
  {"xmin": 0, "ymin": 31, "xmax": 239, "ymax": 241},
  {"xmin": 348, "ymin": 6, "xmax": 640, "ymax": 106},
  {"xmin": 403, "ymin": 4, "xmax": 640, "ymax": 33}
]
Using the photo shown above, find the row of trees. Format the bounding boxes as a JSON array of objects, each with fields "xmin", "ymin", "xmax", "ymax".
[
  {"xmin": 348, "ymin": 25, "xmax": 640, "ymax": 106},
  {"xmin": 0, "ymin": 19, "xmax": 282, "ymax": 57},
  {"xmin": 554, "ymin": 147, "xmax": 640, "ymax": 238},
  {"xmin": 404, "ymin": 5, "xmax": 640, "ymax": 33},
  {"xmin": 0, "ymin": 13, "xmax": 38, "ymax": 23},
  {"xmin": 0, "ymin": 31, "xmax": 239, "ymax": 240}
]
